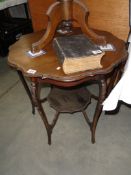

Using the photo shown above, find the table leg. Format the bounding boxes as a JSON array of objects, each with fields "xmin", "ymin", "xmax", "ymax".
[
  {"xmin": 91, "ymin": 78, "xmax": 107, "ymax": 143},
  {"xmin": 18, "ymin": 71, "xmax": 107, "ymax": 144},
  {"xmin": 17, "ymin": 70, "xmax": 35, "ymax": 114},
  {"xmin": 106, "ymin": 66, "xmax": 121, "ymax": 96},
  {"xmin": 31, "ymin": 81, "xmax": 60, "ymax": 145}
]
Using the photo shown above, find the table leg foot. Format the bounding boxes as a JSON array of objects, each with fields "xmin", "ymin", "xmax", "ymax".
[
  {"xmin": 47, "ymin": 128, "xmax": 52, "ymax": 145},
  {"xmin": 91, "ymin": 136, "xmax": 95, "ymax": 144},
  {"xmin": 32, "ymin": 106, "xmax": 35, "ymax": 115}
]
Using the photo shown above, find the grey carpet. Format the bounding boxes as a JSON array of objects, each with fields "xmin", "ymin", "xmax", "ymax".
[{"xmin": 0, "ymin": 57, "xmax": 131, "ymax": 175}]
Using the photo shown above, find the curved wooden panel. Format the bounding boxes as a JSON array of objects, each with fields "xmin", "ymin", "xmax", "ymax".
[
  {"xmin": 28, "ymin": 0, "xmax": 129, "ymax": 41},
  {"xmin": 28, "ymin": 0, "xmax": 56, "ymax": 32}
]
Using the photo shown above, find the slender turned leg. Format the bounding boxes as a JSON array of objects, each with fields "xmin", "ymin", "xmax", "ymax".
[
  {"xmin": 31, "ymin": 81, "xmax": 60, "ymax": 145},
  {"xmin": 107, "ymin": 63, "xmax": 124, "ymax": 96},
  {"xmin": 31, "ymin": 81, "xmax": 51, "ymax": 144},
  {"xmin": 32, "ymin": 2, "xmax": 62, "ymax": 53},
  {"xmin": 91, "ymin": 79, "xmax": 107, "ymax": 143},
  {"xmin": 17, "ymin": 70, "xmax": 35, "ymax": 114}
]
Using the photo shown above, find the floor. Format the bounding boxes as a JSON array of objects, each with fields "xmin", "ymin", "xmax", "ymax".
[{"xmin": 0, "ymin": 56, "xmax": 131, "ymax": 175}]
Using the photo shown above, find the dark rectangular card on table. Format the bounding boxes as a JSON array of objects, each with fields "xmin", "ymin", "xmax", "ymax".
[{"xmin": 53, "ymin": 34, "xmax": 105, "ymax": 74}]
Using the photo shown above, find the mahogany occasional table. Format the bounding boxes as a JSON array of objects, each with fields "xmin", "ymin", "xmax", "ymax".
[{"xmin": 8, "ymin": 29, "xmax": 127, "ymax": 145}]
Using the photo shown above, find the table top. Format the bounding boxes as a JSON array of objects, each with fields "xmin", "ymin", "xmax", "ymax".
[
  {"xmin": 0, "ymin": 0, "xmax": 27, "ymax": 10},
  {"xmin": 8, "ymin": 29, "xmax": 127, "ymax": 83}
]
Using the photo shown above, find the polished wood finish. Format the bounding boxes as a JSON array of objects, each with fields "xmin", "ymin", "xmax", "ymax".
[
  {"xmin": 8, "ymin": 29, "xmax": 127, "ymax": 144},
  {"xmin": 8, "ymin": 0, "xmax": 129, "ymax": 144},
  {"xmin": 9, "ymin": 30, "xmax": 127, "ymax": 81},
  {"xmin": 28, "ymin": 0, "xmax": 55, "ymax": 31},
  {"xmin": 28, "ymin": 0, "xmax": 129, "ymax": 41},
  {"xmin": 31, "ymin": 0, "xmax": 106, "ymax": 53}
]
